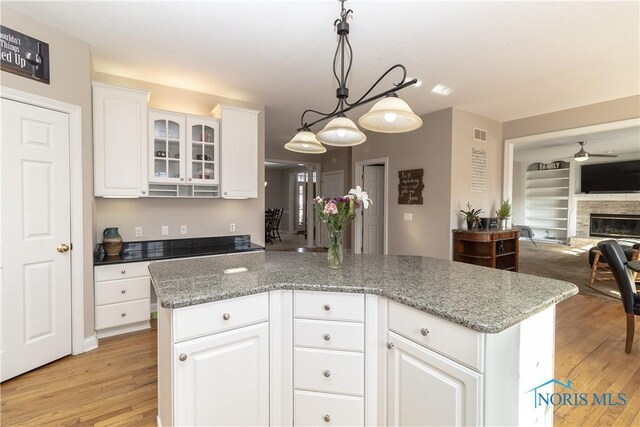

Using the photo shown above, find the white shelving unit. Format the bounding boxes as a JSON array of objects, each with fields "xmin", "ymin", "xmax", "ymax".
[{"xmin": 525, "ymin": 166, "xmax": 571, "ymax": 243}]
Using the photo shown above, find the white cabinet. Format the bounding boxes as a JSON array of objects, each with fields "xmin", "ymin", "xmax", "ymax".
[
  {"xmin": 94, "ymin": 261, "xmax": 151, "ymax": 338},
  {"xmin": 92, "ymin": 82, "xmax": 149, "ymax": 197},
  {"xmin": 173, "ymin": 322, "xmax": 269, "ymax": 426},
  {"xmin": 148, "ymin": 111, "xmax": 220, "ymax": 185},
  {"xmin": 387, "ymin": 331, "xmax": 482, "ymax": 427},
  {"xmin": 212, "ymin": 104, "xmax": 260, "ymax": 199}
]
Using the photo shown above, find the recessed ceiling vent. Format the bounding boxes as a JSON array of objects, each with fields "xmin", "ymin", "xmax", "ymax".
[{"xmin": 474, "ymin": 128, "xmax": 487, "ymax": 142}]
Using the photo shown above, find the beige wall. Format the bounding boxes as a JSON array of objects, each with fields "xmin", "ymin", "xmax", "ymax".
[
  {"xmin": 1, "ymin": 6, "xmax": 95, "ymax": 339},
  {"xmin": 503, "ymin": 95, "xmax": 640, "ymax": 140},
  {"xmin": 352, "ymin": 109, "xmax": 453, "ymax": 259},
  {"xmin": 93, "ymin": 72, "xmax": 266, "ymax": 244},
  {"xmin": 450, "ymin": 108, "xmax": 504, "ymax": 231}
]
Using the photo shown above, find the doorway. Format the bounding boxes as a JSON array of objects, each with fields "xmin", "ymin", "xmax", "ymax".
[
  {"xmin": 354, "ymin": 157, "xmax": 389, "ymax": 255},
  {"xmin": 1, "ymin": 92, "xmax": 85, "ymax": 381}
]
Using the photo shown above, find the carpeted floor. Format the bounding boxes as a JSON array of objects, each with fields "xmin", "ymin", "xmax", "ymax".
[{"xmin": 519, "ymin": 240, "xmax": 619, "ymax": 300}]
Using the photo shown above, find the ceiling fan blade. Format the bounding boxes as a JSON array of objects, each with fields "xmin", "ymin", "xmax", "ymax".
[{"xmin": 588, "ymin": 154, "xmax": 618, "ymax": 158}]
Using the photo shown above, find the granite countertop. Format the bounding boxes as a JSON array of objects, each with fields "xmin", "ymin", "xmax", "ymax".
[
  {"xmin": 149, "ymin": 251, "xmax": 578, "ymax": 333},
  {"xmin": 94, "ymin": 235, "xmax": 263, "ymax": 265}
]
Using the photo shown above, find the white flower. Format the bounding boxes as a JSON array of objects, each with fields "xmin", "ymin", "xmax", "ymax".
[{"xmin": 348, "ymin": 185, "xmax": 373, "ymax": 209}]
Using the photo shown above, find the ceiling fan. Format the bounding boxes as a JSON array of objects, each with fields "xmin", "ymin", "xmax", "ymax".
[{"xmin": 571, "ymin": 141, "xmax": 618, "ymax": 162}]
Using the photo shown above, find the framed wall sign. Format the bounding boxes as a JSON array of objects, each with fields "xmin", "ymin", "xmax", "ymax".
[
  {"xmin": 1, "ymin": 26, "xmax": 50, "ymax": 84},
  {"xmin": 398, "ymin": 168, "xmax": 424, "ymax": 205}
]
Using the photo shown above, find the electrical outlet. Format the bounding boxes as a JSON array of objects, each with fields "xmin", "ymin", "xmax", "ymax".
[
  {"xmin": 134, "ymin": 226, "xmax": 143, "ymax": 237},
  {"xmin": 180, "ymin": 225, "xmax": 188, "ymax": 235},
  {"xmin": 162, "ymin": 225, "xmax": 169, "ymax": 236},
  {"xmin": 229, "ymin": 223, "xmax": 236, "ymax": 232}
]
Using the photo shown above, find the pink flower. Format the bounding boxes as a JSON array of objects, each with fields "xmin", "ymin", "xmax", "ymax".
[{"xmin": 323, "ymin": 201, "xmax": 338, "ymax": 215}]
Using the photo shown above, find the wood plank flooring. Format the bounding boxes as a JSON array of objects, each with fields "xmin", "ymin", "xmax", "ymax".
[{"xmin": 1, "ymin": 295, "xmax": 638, "ymax": 426}]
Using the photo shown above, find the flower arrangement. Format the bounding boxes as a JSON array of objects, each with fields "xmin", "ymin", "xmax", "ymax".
[{"xmin": 313, "ymin": 186, "xmax": 372, "ymax": 269}]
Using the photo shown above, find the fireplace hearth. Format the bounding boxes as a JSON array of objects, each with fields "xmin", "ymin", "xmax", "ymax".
[{"xmin": 590, "ymin": 213, "xmax": 640, "ymax": 238}]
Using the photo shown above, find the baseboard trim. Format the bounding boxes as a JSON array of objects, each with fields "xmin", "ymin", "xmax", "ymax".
[
  {"xmin": 83, "ymin": 334, "xmax": 98, "ymax": 352},
  {"xmin": 96, "ymin": 321, "xmax": 151, "ymax": 339}
]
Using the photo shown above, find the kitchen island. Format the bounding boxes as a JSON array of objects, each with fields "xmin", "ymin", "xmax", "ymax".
[{"xmin": 150, "ymin": 251, "xmax": 577, "ymax": 426}]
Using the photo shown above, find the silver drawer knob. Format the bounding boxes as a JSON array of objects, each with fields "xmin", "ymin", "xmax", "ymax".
[
  {"xmin": 121, "ymin": 270, "xmax": 126, "ymax": 274},
  {"xmin": 324, "ymin": 414, "xmax": 331, "ymax": 423},
  {"xmin": 141, "ymin": 190, "xmax": 146, "ymax": 194},
  {"xmin": 387, "ymin": 342, "xmax": 394, "ymax": 349},
  {"xmin": 323, "ymin": 370, "xmax": 331, "ymax": 378},
  {"xmin": 121, "ymin": 313, "xmax": 126, "ymax": 317},
  {"xmin": 222, "ymin": 313, "xmax": 230, "ymax": 320},
  {"xmin": 323, "ymin": 334, "xmax": 331, "ymax": 341},
  {"xmin": 179, "ymin": 353, "xmax": 187, "ymax": 361},
  {"xmin": 420, "ymin": 328, "xmax": 430, "ymax": 336},
  {"xmin": 188, "ymin": 178, "xmax": 192, "ymax": 181},
  {"xmin": 324, "ymin": 304, "xmax": 331, "ymax": 311},
  {"xmin": 121, "ymin": 289, "xmax": 126, "ymax": 294}
]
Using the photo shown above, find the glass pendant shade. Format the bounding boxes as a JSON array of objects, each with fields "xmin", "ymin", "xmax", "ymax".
[
  {"xmin": 284, "ymin": 131, "xmax": 326, "ymax": 154},
  {"xmin": 358, "ymin": 96, "xmax": 423, "ymax": 133},
  {"xmin": 316, "ymin": 116, "xmax": 367, "ymax": 147},
  {"xmin": 574, "ymin": 154, "xmax": 589, "ymax": 162}
]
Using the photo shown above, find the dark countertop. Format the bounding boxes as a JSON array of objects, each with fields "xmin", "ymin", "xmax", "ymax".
[
  {"xmin": 94, "ymin": 235, "xmax": 264, "ymax": 265},
  {"xmin": 149, "ymin": 251, "xmax": 578, "ymax": 333}
]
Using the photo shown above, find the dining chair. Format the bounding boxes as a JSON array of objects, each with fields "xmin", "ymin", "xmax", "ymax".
[{"xmin": 597, "ymin": 240, "xmax": 640, "ymax": 353}]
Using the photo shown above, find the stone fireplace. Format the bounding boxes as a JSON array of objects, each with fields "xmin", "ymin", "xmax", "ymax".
[
  {"xmin": 576, "ymin": 200, "xmax": 640, "ymax": 237},
  {"xmin": 590, "ymin": 213, "xmax": 640, "ymax": 238}
]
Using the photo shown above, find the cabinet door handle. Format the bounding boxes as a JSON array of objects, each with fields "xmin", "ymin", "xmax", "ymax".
[
  {"xmin": 323, "ymin": 304, "xmax": 331, "ymax": 311},
  {"xmin": 420, "ymin": 328, "xmax": 430, "ymax": 336},
  {"xmin": 323, "ymin": 334, "xmax": 331, "ymax": 341},
  {"xmin": 387, "ymin": 342, "xmax": 394, "ymax": 349},
  {"xmin": 121, "ymin": 289, "xmax": 126, "ymax": 294},
  {"xmin": 324, "ymin": 414, "xmax": 331, "ymax": 423},
  {"xmin": 222, "ymin": 313, "xmax": 230, "ymax": 320},
  {"xmin": 121, "ymin": 313, "xmax": 126, "ymax": 317},
  {"xmin": 179, "ymin": 353, "xmax": 187, "ymax": 361},
  {"xmin": 323, "ymin": 370, "xmax": 331, "ymax": 378}
]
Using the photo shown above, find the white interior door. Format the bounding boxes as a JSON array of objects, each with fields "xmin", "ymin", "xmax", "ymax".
[
  {"xmin": 362, "ymin": 165, "xmax": 384, "ymax": 254},
  {"xmin": 295, "ymin": 176, "xmax": 307, "ymax": 233},
  {"xmin": 1, "ymin": 98, "xmax": 72, "ymax": 382},
  {"xmin": 320, "ymin": 171, "xmax": 344, "ymax": 247}
]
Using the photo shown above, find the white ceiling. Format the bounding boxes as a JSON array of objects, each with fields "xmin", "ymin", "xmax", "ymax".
[{"xmin": 6, "ymin": 1, "xmax": 640, "ymax": 151}]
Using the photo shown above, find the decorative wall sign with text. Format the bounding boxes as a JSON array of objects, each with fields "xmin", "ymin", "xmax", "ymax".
[
  {"xmin": 398, "ymin": 169, "xmax": 424, "ymax": 205},
  {"xmin": 471, "ymin": 147, "xmax": 487, "ymax": 193},
  {"xmin": 1, "ymin": 26, "xmax": 50, "ymax": 84}
]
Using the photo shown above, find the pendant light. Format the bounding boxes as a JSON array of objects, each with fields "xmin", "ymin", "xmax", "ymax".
[
  {"xmin": 284, "ymin": 130, "xmax": 327, "ymax": 154},
  {"xmin": 358, "ymin": 93, "xmax": 423, "ymax": 133},
  {"xmin": 284, "ymin": 0, "xmax": 422, "ymax": 154}
]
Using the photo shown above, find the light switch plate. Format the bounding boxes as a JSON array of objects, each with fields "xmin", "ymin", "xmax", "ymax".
[
  {"xmin": 162, "ymin": 225, "xmax": 169, "ymax": 236},
  {"xmin": 134, "ymin": 226, "xmax": 143, "ymax": 237},
  {"xmin": 180, "ymin": 225, "xmax": 188, "ymax": 235},
  {"xmin": 404, "ymin": 213, "xmax": 413, "ymax": 221}
]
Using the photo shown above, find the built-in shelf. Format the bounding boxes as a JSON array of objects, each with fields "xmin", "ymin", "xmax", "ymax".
[
  {"xmin": 526, "ymin": 217, "xmax": 568, "ymax": 221},
  {"xmin": 527, "ymin": 196, "xmax": 569, "ymax": 200},
  {"xmin": 526, "ymin": 176, "xmax": 570, "ymax": 182},
  {"xmin": 526, "ymin": 186, "xmax": 569, "ymax": 191},
  {"xmin": 526, "ymin": 168, "xmax": 569, "ymax": 173},
  {"xmin": 524, "ymin": 164, "xmax": 571, "ymax": 244},
  {"xmin": 530, "ymin": 226, "xmax": 568, "ymax": 231}
]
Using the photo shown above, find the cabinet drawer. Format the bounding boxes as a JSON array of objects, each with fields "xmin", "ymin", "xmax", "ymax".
[
  {"xmin": 174, "ymin": 292, "xmax": 268, "ymax": 342},
  {"xmin": 388, "ymin": 300, "xmax": 484, "ymax": 372},
  {"xmin": 95, "ymin": 262, "xmax": 150, "ymax": 282},
  {"xmin": 95, "ymin": 276, "xmax": 150, "ymax": 306},
  {"xmin": 294, "ymin": 348, "xmax": 364, "ymax": 396},
  {"xmin": 294, "ymin": 390, "xmax": 363, "ymax": 427},
  {"xmin": 294, "ymin": 291, "xmax": 364, "ymax": 322},
  {"xmin": 95, "ymin": 298, "xmax": 150, "ymax": 330},
  {"xmin": 294, "ymin": 319, "xmax": 364, "ymax": 352}
]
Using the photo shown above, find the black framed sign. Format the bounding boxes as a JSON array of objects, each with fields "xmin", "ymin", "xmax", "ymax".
[
  {"xmin": 398, "ymin": 168, "xmax": 424, "ymax": 205},
  {"xmin": 1, "ymin": 26, "xmax": 50, "ymax": 84}
]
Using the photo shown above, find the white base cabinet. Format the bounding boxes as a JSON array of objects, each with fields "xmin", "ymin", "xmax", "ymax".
[{"xmin": 157, "ymin": 290, "xmax": 556, "ymax": 427}]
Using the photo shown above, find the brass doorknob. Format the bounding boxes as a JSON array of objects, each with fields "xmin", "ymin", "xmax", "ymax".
[{"xmin": 57, "ymin": 243, "xmax": 70, "ymax": 253}]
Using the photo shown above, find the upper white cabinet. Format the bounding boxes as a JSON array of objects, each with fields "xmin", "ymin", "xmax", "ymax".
[
  {"xmin": 93, "ymin": 82, "xmax": 149, "ymax": 197},
  {"xmin": 148, "ymin": 110, "xmax": 220, "ymax": 186},
  {"xmin": 212, "ymin": 105, "xmax": 260, "ymax": 199}
]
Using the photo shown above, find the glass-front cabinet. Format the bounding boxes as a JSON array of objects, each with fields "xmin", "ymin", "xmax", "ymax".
[{"xmin": 148, "ymin": 110, "xmax": 219, "ymax": 186}]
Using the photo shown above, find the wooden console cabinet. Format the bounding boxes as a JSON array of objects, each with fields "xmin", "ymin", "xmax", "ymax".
[{"xmin": 452, "ymin": 228, "xmax": 520, "ymax": 271}]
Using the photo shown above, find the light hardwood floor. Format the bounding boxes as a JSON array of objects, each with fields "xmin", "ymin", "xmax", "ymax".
[{"xmin": 1, "ymin": 295, "xmax": 638, "ymax": 426}]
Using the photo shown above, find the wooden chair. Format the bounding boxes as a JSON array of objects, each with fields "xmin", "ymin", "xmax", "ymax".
[
  {"xmin": 588, "ymin": 242, "xmax": 639, "ymax": 294},
  {"xmin": 265, "ymin": 209, "xmax": 275, "ymax": 244},
  {"xmin": 597, "ymin": 240, "xmax": 640, "ymax": 353}
]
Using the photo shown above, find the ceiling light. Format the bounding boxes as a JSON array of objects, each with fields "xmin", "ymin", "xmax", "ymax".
[
  {"xmin": 358, "ymin": 94, "xmax": 423, "ymax": 133},
  {"xmin": 574, "ymin": 153, "xmax": 589, "ymax": 162},
  {"xmin": 284, "ymin": 130, "xmax": 326, "ymax": 154},
  {"xmin": 284, "ymin": 0, "xmax": 421, "ymax": 153},
  {"xmin": 431, "ymin": 84, "xmax": 452, "ymax": 96}
]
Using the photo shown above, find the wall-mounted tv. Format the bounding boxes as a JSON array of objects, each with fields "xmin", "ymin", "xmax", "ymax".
[{"xmin": 580, "ymin": 160, "xmax": 640, "ymax": 193}]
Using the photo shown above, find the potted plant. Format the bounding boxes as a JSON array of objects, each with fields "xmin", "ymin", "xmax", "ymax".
[
  {"xmin": 460, "ymin": 202, "xmax": 482, "ymax": 230},
  {"xmin": 496, "ymin": 199, "xmax": 512, "ymax": 230}
]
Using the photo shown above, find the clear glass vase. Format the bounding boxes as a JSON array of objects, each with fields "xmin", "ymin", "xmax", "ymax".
[{"xmin": 327, "ymin": 226, "xmax": 344, "ymax": 269}]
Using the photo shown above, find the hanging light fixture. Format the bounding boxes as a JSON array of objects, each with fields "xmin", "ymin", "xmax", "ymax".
[{"xmin": 284, "ymin": 0, "xmax": 422, "ymax": 154}]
